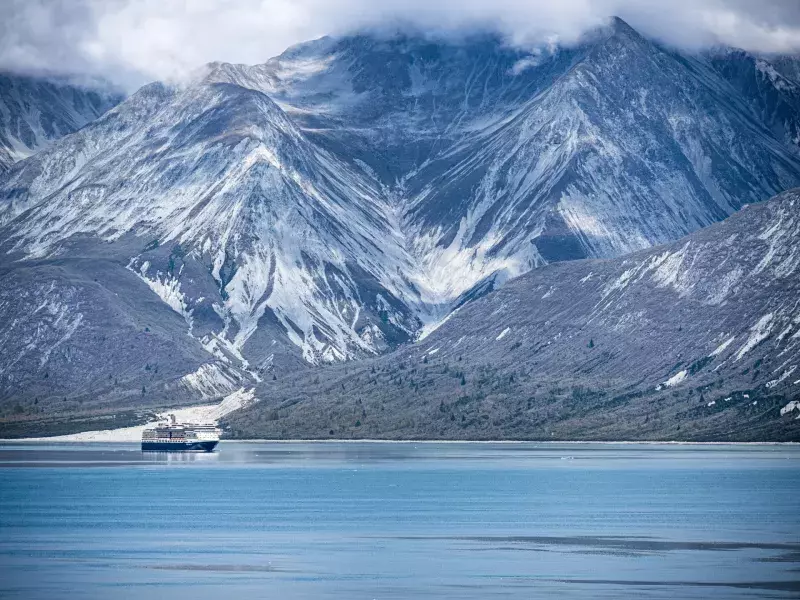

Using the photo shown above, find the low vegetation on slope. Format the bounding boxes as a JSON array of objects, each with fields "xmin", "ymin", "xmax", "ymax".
[{"xmin": 224, "ymin": 190, "xmax": 800, "ymax": 441}]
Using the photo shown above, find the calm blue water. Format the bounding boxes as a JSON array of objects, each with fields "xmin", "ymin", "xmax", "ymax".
[{"xmin": 0, "ymin": 442, "xmax": 798, "ymax": 599}]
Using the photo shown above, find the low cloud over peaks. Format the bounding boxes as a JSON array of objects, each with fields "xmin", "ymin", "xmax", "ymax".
[{"xmin": 2, "ymin": 0, "xmax": 799, "ymax": 90}]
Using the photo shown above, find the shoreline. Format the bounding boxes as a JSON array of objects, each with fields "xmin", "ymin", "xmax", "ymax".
[
  {"xmin": 2, "ymin": 438, "xmax": 797, "ymax": 445},
  {"xmin": 2, "ymin": 388, "xmax": 257, "ymax": 443}
]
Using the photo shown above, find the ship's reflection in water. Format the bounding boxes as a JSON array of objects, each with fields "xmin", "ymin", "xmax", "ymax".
[{"xmin": 141, "ymin": 450, "xmax": 221, "ymax": 464}]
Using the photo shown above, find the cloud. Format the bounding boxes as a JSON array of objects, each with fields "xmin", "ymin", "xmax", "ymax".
[{"xmin": 1, "ymin": 0, "xmax": 799, "ymax": 90}]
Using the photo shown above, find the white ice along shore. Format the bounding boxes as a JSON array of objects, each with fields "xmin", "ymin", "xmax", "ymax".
[{"xmin": 18, "ymin": 388, "xmax": 257, "ymax": 442}]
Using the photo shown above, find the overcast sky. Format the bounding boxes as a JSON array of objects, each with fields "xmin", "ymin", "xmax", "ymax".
[{"xmin": 2, "ymin": 0, "xmax": 799, "ymax": 90}]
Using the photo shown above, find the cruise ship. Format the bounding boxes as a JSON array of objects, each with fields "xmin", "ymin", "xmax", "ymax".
[{"xmin": 141, "ymin": 414, "xmax": 221, "ymax": 452}]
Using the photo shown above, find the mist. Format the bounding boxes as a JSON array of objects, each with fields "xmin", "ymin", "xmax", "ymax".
[{"xmin": 2, "ymin": 0, "xmax": 799, "ymax": 90}]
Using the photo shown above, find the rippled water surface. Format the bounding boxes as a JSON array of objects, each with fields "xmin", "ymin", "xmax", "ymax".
[{"xmin": 1, "ymin": 442, "xmax": 798, "ymax": 599}]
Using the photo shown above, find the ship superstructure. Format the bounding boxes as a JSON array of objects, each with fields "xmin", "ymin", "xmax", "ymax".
[{"xmin": 141, "ymin": 414, "xmax": 220, "ymax": 452}]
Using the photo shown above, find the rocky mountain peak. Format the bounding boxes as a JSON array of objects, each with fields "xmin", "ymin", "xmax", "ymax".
[{"xmin": 1, "ymin": 21, "xmax": 800, "ymax": 434}]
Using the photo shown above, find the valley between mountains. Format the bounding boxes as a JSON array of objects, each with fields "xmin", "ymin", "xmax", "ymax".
[{"xmin": 1, "ymin": 18, "xmax": 799, "ymax": 440}]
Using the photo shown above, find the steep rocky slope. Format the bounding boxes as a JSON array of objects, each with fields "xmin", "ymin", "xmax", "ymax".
[
  {"xmin": 226, "ymin": 189, "xmax": 800, "ymax": 441},
  {"xmin": 0, "ymin": 79, "xmax": 421, "ymax": 363},
  {"xmin": 0, "ymin": 73, "xmax": 121, "ymax": 172},
  {"xmin": 0, "ymin": 78, "xmax": 420, "ymax": 435},
  {"xmin": 228, "ymin": 20, "xmax": 800, "ymax": 275},
  {"xmin": 2, "ymin": 20, "xmax": 800, "ymax": 437},
  {"xmin": 706, "ymin": 48, "xmax": 800, "ymax": 152}
]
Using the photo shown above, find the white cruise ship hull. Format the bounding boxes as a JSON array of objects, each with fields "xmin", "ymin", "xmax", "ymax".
[{"xmin": 141, "ymin": 440, "xmax": 218, "ymax": 452}]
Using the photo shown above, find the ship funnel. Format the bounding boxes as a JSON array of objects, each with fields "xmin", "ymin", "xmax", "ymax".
[{"xmin": 169, "ymin": 414, "xmax": 176, "ymax": 424}]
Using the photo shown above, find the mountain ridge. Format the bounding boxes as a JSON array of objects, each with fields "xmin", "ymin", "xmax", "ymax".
[
  {"xmin": 225, "ymin": 188, "xmax": 800, "ymax": 441},
  {"xmin": 1, "ymin": 19, "xmax": 800, "ymax": 438}
]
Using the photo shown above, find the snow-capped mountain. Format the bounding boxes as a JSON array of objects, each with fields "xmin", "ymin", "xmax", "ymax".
[
  {"xmin": 0, "ymin": 73, "xmax": 121, "ymax": 172},
  {"xmin": 0, "ymin": 77, "xmax": 423, "ymax": 370},
  {"xmin": 227, "ymin": 189, "xmax": 800, "ymax": 441},
  {"xmin": 1, "ymin": 19, "xmax": 800, "ymax": 434},
  {"xmin": 224, "ymin": 19, "xmax": 800, "ymax": 270}
]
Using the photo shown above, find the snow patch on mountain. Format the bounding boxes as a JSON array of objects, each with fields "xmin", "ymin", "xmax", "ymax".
[
  {"xmin": 660, "ymin": 369, "xmax": 688, "ymax": 389},
  {"xmin": 781, "ymin": 400, "xmax": 800, "ymax": 417},
  {"xmin": 767, "ymin": 365, "xmax": 797, "ymax": 389},
  {"xmin": 711, "ymin": 335, "xmax": 736, "ymax": 356},
  {"xmin": 735, "ymin": 313, "xmax": 775, "ymax": 360},
  {"xmin": 180, "ymin": 362, "xmax": 243, "ymax": 399},
  {"xmin": 131, "ymin": 260, "xmax": 194, "ymax": 333}
]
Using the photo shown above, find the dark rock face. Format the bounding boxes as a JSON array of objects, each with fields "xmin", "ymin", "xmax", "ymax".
[
  {"xmin": 706, "ymin": 49, "xmax": 800, "ymax": 152},
  {"xmin": 226, "ymin": 190, "xmax": 800, "ymax": 442},
  {"xmin": 0, "ymin": 73, "xmax": 121, "ymax": 172},
  {"xmin": 1, "ymin": 20, "xmax": 800, "ymax": 439}
]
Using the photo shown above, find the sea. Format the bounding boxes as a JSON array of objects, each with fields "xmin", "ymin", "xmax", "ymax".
[{"xmin": 0, "ymin": 441, "xmax": 798, "ymax": 599}]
